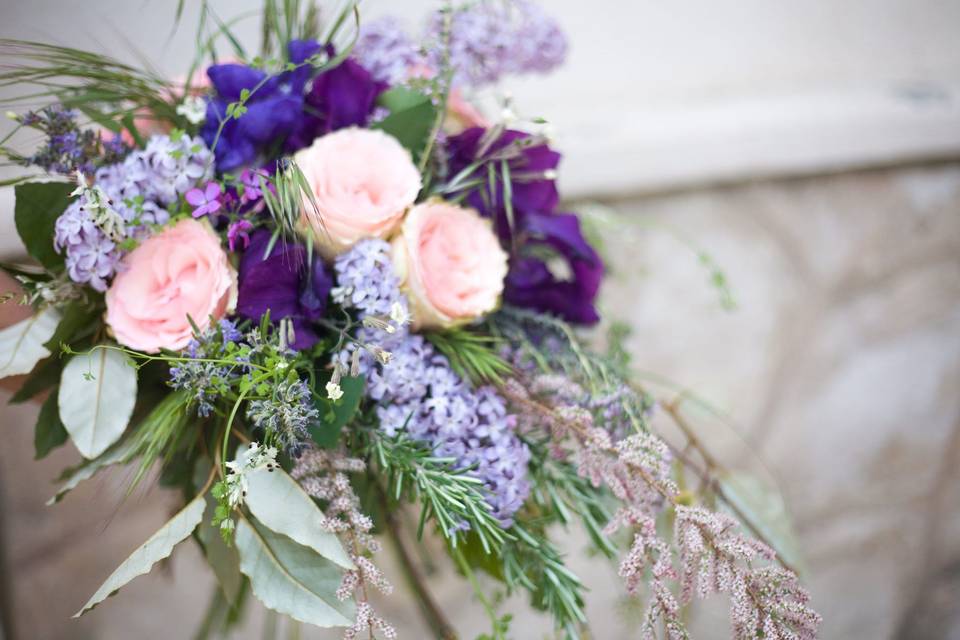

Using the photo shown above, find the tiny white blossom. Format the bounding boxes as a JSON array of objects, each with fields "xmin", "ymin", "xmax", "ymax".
[
  {"xmin": 326, "ymin": 380, "xmax": 344, "ymax": 401},
  {"xmin": 389, "ymin": 302, "xmax": 411, "ymax": 327},
  {"xmin": 176, "ymin": 95, "xmax": 207, "ymax": 125}
]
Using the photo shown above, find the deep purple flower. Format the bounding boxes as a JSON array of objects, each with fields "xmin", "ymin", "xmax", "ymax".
[
  {"xmin": 201, "ymin": 40, "xmax": 321, "ymax": 171},
  {"xmin": 186, "ymin": 182, "xmax": 222, "ymax": 217},
  {"xmin": 505, "ymin": 212, "xmax": 603, "ymax": 324},
  {"xmin": 227, "ymin": 219, "xmax": 254, "ymax": 251},
  {"xmin": 446, "ymin": 127, "xmax": 560, "ymax": 242},
  {"xmin": 236, "ymin": 229, "xmax": 332, "ymax": 349},
  {"xmin": 286, "ymin": 55, "xmax": 386, "ymax": 151}
]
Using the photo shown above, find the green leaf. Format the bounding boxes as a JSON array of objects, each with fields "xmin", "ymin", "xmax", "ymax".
[
  {"xmin": 0, "ymin": 307, "xmax": 61, "ymax": 379},
  {"xmin": 47, "ymin": 439, "xmax": 136, "ymax": 504},
  {"xmin": 14, "ymin": 182, "xmax": 75, "ymax": 270},
  {"xmin": 235, "ymin": 517, "xmax": 354, "ymax": 628},
  {"xmin": 74, "ymin": 495, "xmax": 205, "ymax": 617},
  {"xmin": 197, "ymin": 494, "xmax": 243, "ymax": 605},
  {"xmin": 43, "ymin": 299, "xmax": 99, "ymax": 352},
  {"xmin": 58, "ymin": 347, "xmax": 138, "ymax": 459},
  {"xmin": 310, "ymin": 375, "xmax": 363, "ymax": 448},
  {"xmin": 9, "ymin": 357, "xmax": 61, "ymax": 404},
  {"xmin": 372, "ymin": 88, "xmax": 437, "ymax": 164},
  {"xmin": 34, "ymin": 389, "xmax": 68, "ymax": 459},
  {"xmin": 244, "ymin": 466, "xmax": 354, "ymax": 570}
]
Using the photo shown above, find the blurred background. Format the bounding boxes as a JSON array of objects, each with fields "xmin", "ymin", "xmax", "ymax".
[{"xmin": 1, "ymin": 1, "xmax": 959, "ymax": 638}]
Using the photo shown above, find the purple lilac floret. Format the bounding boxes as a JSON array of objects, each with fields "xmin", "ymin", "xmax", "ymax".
[
  {"xmin": 54, "ymin": 133, "xmax": 213, "ymax": 291},
  {"xmin": 352, "ymin": 17, "xmax": 423, "ymax": 85},
  {"xmin": 426, "ymin": 0, "xmax": 568, "ymax": 88},
  {"xmin": 332, "ymin": 239, "xmax": 531, "ymax": 526}
]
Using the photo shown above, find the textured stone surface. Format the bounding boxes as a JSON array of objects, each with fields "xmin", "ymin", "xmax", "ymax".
[{"xmin": 2, "ymin": 163, "xmax": 959, "ymax": 638}]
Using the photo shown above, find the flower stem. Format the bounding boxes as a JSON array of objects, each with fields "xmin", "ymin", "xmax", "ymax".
[{"xmin": 376, "ymin": 483, "xmax": 458, "ymax": 640}]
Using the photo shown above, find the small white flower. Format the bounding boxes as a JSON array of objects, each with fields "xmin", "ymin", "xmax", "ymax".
[
  {"xmin": 369, "ymin": 346, "xmax": 393, "ymax": 365},
  {"xmin": 330, "ymin": 285, "xmax": 352, "ymax": 304},
  {"xmin": 326, "ymin": 380, "xmax": 344, "ymax": 401},
  {"xmin": 389, "ymin": 302, "xmax": 411, "ymax": 327},
  {"xmin": 176, "ymin": 95, "xmax": 207, "ymax": 125}
]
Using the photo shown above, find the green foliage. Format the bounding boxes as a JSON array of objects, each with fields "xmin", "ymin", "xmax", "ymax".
[
  {"xmin": 310, "ymin": 375, "xmax": 364, "ymax": 448},
  {"xmin": 75, "ymin": 495, "xmax": 206, "ymax": 618},
  {"xmin": 367, "ymin": 432, "xmax": 510, "ymax": 553},
  {"xmin": 9, "ymin": 356, "xmax": 60, "ymax": 404},
  {"xmin": 234, "ymin": 516, "xmax": 355, "ymax": 628},
  {"xmin": 125, "ymin": 390, "xmax": 193, "ymax": 490},
  {"xmin": 425, "ymin": 327, "xmax": 513, "ymax": 386},
  {"xmin": 373, "ymin": 87, "xmax": 438, "ymax": 165},
  {"xmin": 34, "ymin": 390, "xmax": 67, "ymax": 459},
  {"xmin": 14, "ymin": 181, "xmax": 74, "ymax": 270}
]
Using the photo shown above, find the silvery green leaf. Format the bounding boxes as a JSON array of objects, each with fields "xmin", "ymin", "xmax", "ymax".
[
  {"xmin": 0, "ymin": 307, "xmax": 60, "ymax": 378},
  {"xmin": 197, "ymin": 494, "xmax": 243, "ymax": 603},
  {"xmin": 235, "ymin": 517, "xmax": 354, "ymax": 628},
  {"xmin": 245, "ymin": 466, "xmax": 353, "ymax": 569},
  {"xmin": 47, "ymin": 439, "xmax": 135, "ymax": 505},
  {"xmin": 58, "ymin": 347, "xmax": 137, "ymax": 459},
  {"xmin": 75, "ymin": 495, "xmax": 205, "ymax": 617}
]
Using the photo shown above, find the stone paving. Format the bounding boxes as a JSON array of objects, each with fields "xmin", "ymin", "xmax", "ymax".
[{"xmin": 1, "ymin": 163, "xmax": 958, "ymax": 639}]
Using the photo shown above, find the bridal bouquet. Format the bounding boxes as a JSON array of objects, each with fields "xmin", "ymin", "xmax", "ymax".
[{"xmin": 0, "ymin": 2, "xmax": 820, "ymax": 638}]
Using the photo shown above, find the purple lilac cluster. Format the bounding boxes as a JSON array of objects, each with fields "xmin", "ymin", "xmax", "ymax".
[
  {"xmin": 332, "ymin": 240, "xmax": 531, "ymax": 525},
  {"xmin": 352, "ymin": 1, "xmax": 566, "ymax": 89},
  {"xmin": 14, "ymin": 105, "xmax": 126, "ymax": 175},
  {"xmin": 426, "ymin": 0, "xmax": 568, "ymax": 87},
  {"xmin": 53, "ymin": 133, "xmax": 212, "ymax": 291},
  {"xmin": 352, "ymin": 17, "xmax": 422, "ymax": 85}
]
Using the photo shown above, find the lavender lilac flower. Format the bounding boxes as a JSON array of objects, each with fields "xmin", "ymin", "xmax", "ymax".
[
  {"xmin": 426, "ymin": 0, "xmax": 568, "ymax": 88},
  {"xmin": 352, "ymin": 17, "xmax": 423, "ymax": 85},
  {"xmin": 332, "ymin": 239, "xmax": 531, "ymax": 525},
  {"xmin": 54, "ymin": 133, "xmax": 212, "ymax": 290}
]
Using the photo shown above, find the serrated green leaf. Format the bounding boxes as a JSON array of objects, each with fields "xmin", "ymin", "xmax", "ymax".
[
  {"xmin": 245, "ymin": 466, "xmax": 353, "ymax": 570},
  {"xmin": 0, "ymin": 307, "xmax": 61, "ymax": 379},
  {"xmin": 34, "ymin": 389, "xmax": 67, "ymax": 459},
  {"xmin": 235, "ymin": 517, "xmax": 354, "ymax": 628},
  {"xmin": 14, "ymin": 182, "xmax": 75, "ymax": 270},
  {"xmin": 58, "ymin": 347, "xmax": 137, "ymax": 459},
  {"xmin": 75, "ymin": 495, "xmax": 205, "ymax": 617}
]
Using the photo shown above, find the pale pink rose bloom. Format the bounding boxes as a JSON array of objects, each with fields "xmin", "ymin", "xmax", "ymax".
[
  {"xmin": 296, "ymin": 128, "xmax": 421, "ymax": 258},
  {"xmin": 105, "ymin": 219, "xmax": 237, "ymax": 353},
  {"xmin": 392, "ymin": 201, "xmax": 508, "ymax": 330}
]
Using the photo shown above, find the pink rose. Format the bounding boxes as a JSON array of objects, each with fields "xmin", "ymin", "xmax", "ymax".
[
  {"xmin": 392, "ymin": 201, "xmax": 508, "ymax": 329},
  {"xmin": 295, "ymin": 128, "xmax": 421, "ymax": 258},
  {"xmin": 105, "ymin": 219, "xmax": 237, "ymax": 353}
]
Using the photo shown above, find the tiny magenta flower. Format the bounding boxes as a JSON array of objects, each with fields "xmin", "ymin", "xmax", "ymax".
[
  {"xmin": 186, "ymin": 182, "xmax": 222, "ymax": 218},
  {"xmin": 227, "ymin": 219, "xmax": 254, "ymax": 251}
]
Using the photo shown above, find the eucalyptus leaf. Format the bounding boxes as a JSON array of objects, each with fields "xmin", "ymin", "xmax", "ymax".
[
  {"xmin": 75, "ymin": 495, "xmax": 205, "ymax": 617},
  {"xmin": 34, "ymin": 390, "xmax": 68, "ymax": 459},
  {"xmin": 14, "ymin": 181, "xmax": 75, "ymax": 270},
  {"xmin": 47, "ymin": 439, "xmax": 135, "ymax": 504},
  {"xmin": 58, "ymin": 347, "xmax": 137, "ymax": 459},
  {"xmin": 197, "ymin": 494, "xmax": 243, "ymax": 604},
  {"xmin": 235, "ymin": 517, "xmax": 354, "ymax": 628},
  {"xmin": 0, "ymin": 306, "xmax": 60, "ymax": 379},
  {"xmin": 9, "ymin": 357, "xmax": 61, "ymax": 404},
  {"xmin": 245, "ymin": 466, "xmax": 354, "ymax": 570}
]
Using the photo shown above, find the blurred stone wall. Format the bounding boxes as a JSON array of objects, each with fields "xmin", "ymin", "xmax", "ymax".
[{"xmin": 2, "ymin": 162, "xmax": 958, "ymax": 639}]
